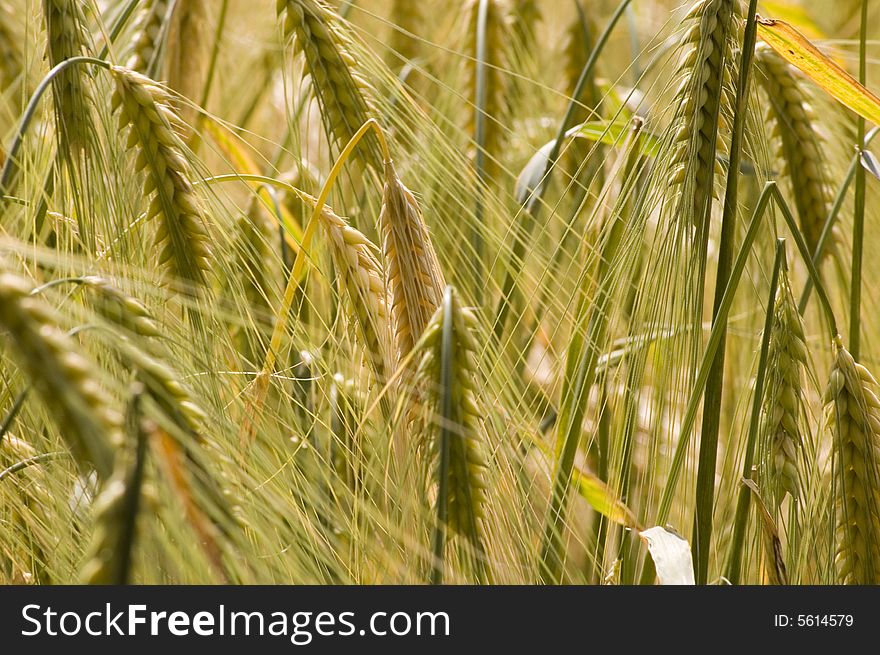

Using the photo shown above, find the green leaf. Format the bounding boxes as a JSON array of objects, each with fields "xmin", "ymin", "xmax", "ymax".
[{"xmin": 572, "ymin": 466, "xmax": 641, "ymax": 530}]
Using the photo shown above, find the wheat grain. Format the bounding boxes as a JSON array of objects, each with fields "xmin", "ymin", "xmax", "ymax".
[
  {"xmin": 116, "ymin": 342, "xmax": 207, "ymax": 432},
  {"xmin": 79, "ymin": 276, "xmax": 161, "ymax": 337},
  {"xmin": 825, "ymin": 338, "xmax": 880, "ymax": 584},
  {"xmin": 755, "ymin": 44, "xmax": 834, "ymax": 255},
  {"xmin": 111, "ymin": 65, "xmax": 211, "ymax": 287},
  {"xmin": 0, "ymin": 272, "xmax": 120, "ymax": 480},
  {"xmin": 277, "ymin": 0, "xmax": 382, "ymax": 168}
]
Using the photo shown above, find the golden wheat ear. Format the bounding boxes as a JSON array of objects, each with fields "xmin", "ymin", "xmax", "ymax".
[
  {"xmin": 462, "ymin": 0, "xmax": 512, "ymax": 180},
  {"xmin": 380, "ymin": 160, "xmax": 446, "ymax": 363},
  {"xmin": 0, "ymin": 272, "xmax": 121, "ymax": 480},
  {"xmin": 125, "ymin": 0, "xmax": 172, "ymax": 76},
  {"xmin": 825, "ymin": 338, "xmax": 880, "ymax": 584},
  {"xmin": 276, "ymin": 0, "xmax": 383, "ymax": 168},
  {"xmin": 319, "ymin": 205, "xmax": 394, "ymax": 396},
  {"xmin": 110, "ymin": 66, "xmax": 212, "ymax": 289},
  {"xmin": 165, "ymin": 0, "xmax": 210, "ymax": 129},
  {"xmin": 42, "ymin": 0, "xmax": 97, "ymax": 161},
  {"xmin": 79, "ymin": 391, "xmax": 150, "ymax": 585},
  {"xmin": 665, "ymin": 0, "xmax": 741, "ymax": 231}
]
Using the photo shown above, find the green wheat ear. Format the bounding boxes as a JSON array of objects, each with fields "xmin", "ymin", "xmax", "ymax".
[
  {"xmin": 110, "ymin": 65, "xmax": 212, "ymax": 289},
  {"xmin": 825, "ymin": 338, "xmax": 880, "ymax": 584},
  {"xmin": 416, "ymin": 286, "xmax": 489, "ymax": 565},
  {"xmin": 760, "ymin": 270, "xmax": 808, "ymax": 504},
  {"xmin": 276, "ymin": 0, "xmax": 383, "ymax": 168}
]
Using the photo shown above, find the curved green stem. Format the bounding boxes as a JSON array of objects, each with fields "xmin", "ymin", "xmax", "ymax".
[
  {"xmin": 798, "ymin": 126, "xmax": 880, "ymax": 313},
  {"xmin": 0, "ymin": 56, "xmax": 111, "ymax": 195}
]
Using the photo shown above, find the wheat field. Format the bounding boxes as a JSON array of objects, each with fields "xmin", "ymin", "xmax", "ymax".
[{"xmin": 0, "ymin": 0, "xmax": 878, "ymax": 585}]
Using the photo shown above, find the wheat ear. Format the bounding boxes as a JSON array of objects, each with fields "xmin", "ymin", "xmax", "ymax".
[
  {"xmin": 464, "ymin": 0, "xmax": 511, "ymax": 179},
  {"xmin": 0, "ymin": 1, "xmax": 24, "ymax": 92},
  {"xmin": 667, "ymin": 0, "xmax": 741, "ymax": 229},
  {"xmin": 388, "ymin": 0, "xmax": 423, "ymax": 64},
  {"xmin": 277, "ymin": 0, "xmax": 382, "ymax": 168},
  {"xmin": 126, "ymin": 0, "xmax": 171, "ymax": 75},
  {"xmin": 416, "ymin": 286, "xmax": 488, "ymax": 549},
  {"xmin": 825, "ymin": 338, "xmax": 880, "ymax": 584},
  {"xmin": 79, "ymin": 276, "xmax": 161, "ymax": 337},
  {"xmin": 165, "ymin": 0, "xmax": 210, "ymax": 127},
  {"xmin": 0, "ymin": 272, "xmax": 120, "ymax": 480},
  {"xmin": 380, "ymin": 160, "xmax": 446, "ymax": 362},
  {"xmin": 42, "ymin": 0, "xmax": 96, "ymax": 160},
  {"xmin": 755, "ymin": 44, "xmax": 834, "ymax": 256},
  {"xmin": 761, "ymin": 271, "xmax": 808, "ymax": 502},
  {"xmin": 319, "ymin": 206, "xmax": 393, "ymax": 390},
  {"xmin": 110, "ymin": 66, "xmax": 211, "ymax": 287},
  {"xmin": 79, "ymin": 394, "xmax": 149, "ymax": 585}
]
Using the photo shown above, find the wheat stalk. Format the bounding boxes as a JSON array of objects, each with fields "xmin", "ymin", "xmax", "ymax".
[
  {"xmin": 563, "ymin": 1, "xmax": 598, "ymax": 120},
  {"xmin": 380, "ymin": 160, "xmax": 446, "ymax": 362},
  {"xmin": 110, "ymin": 65, "xmax": 211, "ymax": 288},
  {"xmin": 277, "ymin": 0, "xmax": 382, "ymax": 168},
  {"xmin": 42, "ymin": 0, "xmax": 96, "ymax": 160},
  {"xmin": 416, "ymin": 286, "xmax": 488, "ymax": 554},
  {"xmin": 760, "ymin": 271, "xmax": 808, "ymax": 503},
  {"xmin": 319, "ymin": 205, "xmax": 393, "ymax": 391},
  {"xmin": 825, "ymin": 338, "xmax": 880, "ymax": 584},
  {"xmin": 755, "ymin": 44, "xmax": 834, "ymax": 256},
  {"xmin": 0, "ymin": 272, "xmax": 120, "ymax": 480}
]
